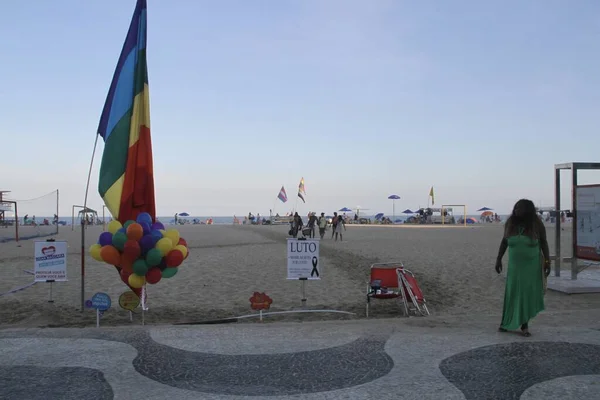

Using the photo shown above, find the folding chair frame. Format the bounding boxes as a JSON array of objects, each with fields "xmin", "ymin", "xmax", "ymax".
[{"xmin": 366, "ymin": 262, "xmax": 430, "ymax": 318}]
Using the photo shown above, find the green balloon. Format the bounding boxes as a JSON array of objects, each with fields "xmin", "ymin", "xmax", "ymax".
[
  {"xmin": 146, "ymin": 248, "xmax": 163, "ymax": 267},
  {"xmin": 162, "ymin": 267, "xmax": 178, "ymax": 279},
  {"xmin": 133, "ymin": 259, "xmax": 148, "ymax": 276},
  {"xmin": 112, "ymin": 232, "xmax": 128, "ymax": 251},
  {"xmin": 123, "ymin": 220, "xmax": 136, "ymax": 229}
]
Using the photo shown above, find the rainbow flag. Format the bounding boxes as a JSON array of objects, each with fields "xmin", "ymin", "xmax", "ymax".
[
  {"xmin": 277, "ymin": 186, "xmax": 288, "ymax": 203},
  {"xmin": 97, "ymin": 0, "xmax": 155, "ymax": 223},
  {"xmin": 298, "ymin": 177, "xmax": 306, "ymax": 203}
]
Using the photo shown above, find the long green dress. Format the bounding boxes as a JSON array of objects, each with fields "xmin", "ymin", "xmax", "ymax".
[{"xmin": 500, "ymin": 227, "xmax": 545, "ymax": 330}]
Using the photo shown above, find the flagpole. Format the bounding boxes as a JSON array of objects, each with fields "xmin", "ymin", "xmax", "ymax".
[{"xmin": 81, "ymin": 134, "xmax": 100, "ymax": 312}]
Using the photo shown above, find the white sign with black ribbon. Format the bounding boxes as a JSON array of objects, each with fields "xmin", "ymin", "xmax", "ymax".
[{"xmin": 287, "ymin": 238, "xmax": 321, "ymax": 280}]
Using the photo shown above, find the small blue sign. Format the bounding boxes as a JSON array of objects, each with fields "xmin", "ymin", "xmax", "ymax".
[{"xmin": 90, "ymin": 292, "xmax": 111, "ymax": 311}]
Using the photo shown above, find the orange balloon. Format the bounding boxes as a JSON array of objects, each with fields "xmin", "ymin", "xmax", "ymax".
[
  {"xmin": 100, "ymin": 245, "xmax": 121, "ymax": 266},
  {"xmin": 126, "ymin": 223, "xmax": 144, "ymax": 241}
]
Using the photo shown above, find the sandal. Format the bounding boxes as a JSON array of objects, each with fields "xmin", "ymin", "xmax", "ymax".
[
  {"xmin": 498, "ymin": 327, "xmax": 507, "ymax": 332},
  {"xmin": 521, "ymin": 323, "xmax": 531, "ymax": 337}
]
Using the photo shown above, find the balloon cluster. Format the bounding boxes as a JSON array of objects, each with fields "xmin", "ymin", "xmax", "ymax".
[{"xmin": 89, "ymin": 212, "xmax": 189, "ymax": 288}]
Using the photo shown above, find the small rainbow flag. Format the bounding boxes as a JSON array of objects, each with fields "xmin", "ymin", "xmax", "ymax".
[
  {"xmin": 97, "ymin": 0, "xmax": 155, "ymax": 223},
  {"xmin": 277, "ymin": 186, "xmax": 288, "ymax": 203},
  {"xmin": 298, "ymin": 177, "xmax": 306, "ymax": 203}
]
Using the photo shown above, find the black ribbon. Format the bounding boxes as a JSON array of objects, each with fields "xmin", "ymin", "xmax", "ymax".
[{"xmin": 311, "ymin": 256, "xmax": 319, "ymax": 277}]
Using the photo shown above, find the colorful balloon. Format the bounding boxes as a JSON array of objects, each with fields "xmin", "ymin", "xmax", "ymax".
[
  {"xmin": 120, "ymin": 256, "xmax": 134, "ymax": 273},
  {"xmin": 133, "ymin": 259, "xmax": 148, "ymax": 277},
  {"xmin": 100, "ymin": 245, "xmax": 121, "ymax": 265},
  {"xmin": 166, "ymin": 249, "xmax": 184, "ymax": 267},
  {"xmin": 126, "ymin": 223, "xmax": 144, "ymax": 241},
  {"xmin": 136, "ymin": 212, "xmax": 153, "ymax": 226},
  {"xmin": 145, "ymin": 267, "xmax": 162, "ymax": 284},
  {"xmin": 150, "ymin": 230, "xmax": 163, "ymax": 243},
  {"xmin": 139, "ymin": 235, "xmax": 155, "ymax": 255},
  {"xmin": 152, "ymin": 221, "xmax": 165, "ymax": 231},
  {"xmin": 178, "ymin": 238, "xmax": 188, "ymax": 247},
  {"xmin": 146, "ymin": 248, "xmax": 163, "ymax": 267},
  {"xmin": 174, "ymin": 244, "xmax": 188, "ymax": 259},
  {"xmin": 107, "ymin": 220, "xmax": 123, "ymax": 234},
  {"xmin": 112, "ymin": 232, "xmax": 128, "ymax": 251},
  {"xmin": 89, "ymin": 244, "xmax": 103, "ymax": 261},
  {"xmin": 157, "ymin": 259, "xmax": 167, "ymax": 271},
  {"xmin": 123, "ymin": 239, "xmax": 141, "ymax": 260},
  {"xmin": 120, "ymin": 268, "xmax": 132, "ymax": 284},
  {"xmin": 98, "ymin": 232, "xmax": 113, "ymax": 247},
  {"xmin": 164, "ymin": 229, "xmax": 180, "ymax": 245},
  {"xmin": 156, "ymin": 237, "xmax": 173, "ymax": 256},
  {"xmin": 141, "ymin": 222, "xmax": 151, "ymax": 235},
  {"xmin": 162, "ymin": 267, "xmax": 178, "ymax": 278},
  {"xmin": 123, "ymin": 220, "xmax": 136, "ymax": 229},
  {"xmin": 128, "ymin": 273, "xmax": 145, "ymax": 288}
]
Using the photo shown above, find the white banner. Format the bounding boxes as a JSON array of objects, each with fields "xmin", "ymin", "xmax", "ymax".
[
  {"xmin": 287, "ymin": 238, "xmax": 321, "ymax": 280},
  {"xmin": 34, "ymin": 241, "xmax": 68, "ymax": 282}
]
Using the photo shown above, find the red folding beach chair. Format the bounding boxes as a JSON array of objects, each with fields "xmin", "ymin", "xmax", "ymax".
[
  {"xmin": 397, "ymin": 267, "xmax": 430, "ymax": 316},
  {"xmin": 366, "ymin": 263, "xmax": 409, "ymax": 317},
  {"xmin": 366, "ymin": 262, "xmax": 430, "ymax": 317}
]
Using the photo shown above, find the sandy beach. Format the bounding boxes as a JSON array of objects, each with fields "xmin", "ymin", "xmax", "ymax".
[{"xmin": 1, "ymin": 223, "xmax": 599, "ymax": 328}]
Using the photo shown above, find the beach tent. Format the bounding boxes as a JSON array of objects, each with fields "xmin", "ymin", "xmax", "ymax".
[
  {"xmin": 374, "ymin": 213, "xmax": 384, "ymax": 220},
  {"xmin": 466, "ymin": 217, "xmax": 477, "ymax": 224}
]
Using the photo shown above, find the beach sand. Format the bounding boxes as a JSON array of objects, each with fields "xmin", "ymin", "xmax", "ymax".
[{"xmin": 1, "ymin": 223, "xmax": 599, "ymax": 328}]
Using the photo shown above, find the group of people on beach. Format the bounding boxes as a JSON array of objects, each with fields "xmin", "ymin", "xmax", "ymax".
[{"xmin": 289, "ymin": 212, "xmax": 346, "ymax": 241}]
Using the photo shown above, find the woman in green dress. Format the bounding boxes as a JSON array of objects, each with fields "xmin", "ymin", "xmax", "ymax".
[{"xmin": 495, "ymin": 199, "xmax": 551, "ymax": 337}]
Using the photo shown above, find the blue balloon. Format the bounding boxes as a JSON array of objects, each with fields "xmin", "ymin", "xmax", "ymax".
[
  {"xmin": 136, "ymin": 212, "xmax": 153, "ymax": 226},
  {"xmin": 139, "ymin": 235, "xmax": 155, "ymax": 256},
  {"xmin": 151, "ymin": 221, "xmax": 165, "ymax": 231},
  {"xmin": 141, "ymin": 222, "xmax": 151, "ymax": 235},
  {"xmin": 117, "ymin": 227, "xmax": 126, "ymax": 234},
  {"xmin": 98, "ymin": 232, "xmax": 113, "ymax": 246},
  {"xmin": 150, "ymin": 230, "xmax": 163, "ymax": 244}
]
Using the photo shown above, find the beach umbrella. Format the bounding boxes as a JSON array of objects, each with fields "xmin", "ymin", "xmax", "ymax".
[
  {"xmin": 339, "ymin": 207, "xmax": 352, "ymax": 212},
  {"xmin": 388, "ymin": 195, "xmax": 400, "ymax": 220},
  {"xmin": 374, "ymin": 213, "xmax": 384, "ymax": 220},
  {"xmin": 401, "ymin": 209, "xmax": 413, "ymax": 214},
  {"xmin": 481, "ymin": 211, "xmax": 493, "ymax": 217},
  {"xmin": 178, "ymin": 212, "xmax": 190, "ymax": 217},
  {"xmin": 477, "ymin": 207, "xmax": 493, "ymax": 212}
]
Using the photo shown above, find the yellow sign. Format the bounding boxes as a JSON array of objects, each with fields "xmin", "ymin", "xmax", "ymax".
[{"xmin": 118, "ymin": 291, "xmax": 140, "ymax": 311}]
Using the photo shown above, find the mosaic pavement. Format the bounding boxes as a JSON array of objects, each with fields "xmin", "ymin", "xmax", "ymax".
[{"xmin": 1, "ymin": 316, "xmax": 600, "ymax": 399}]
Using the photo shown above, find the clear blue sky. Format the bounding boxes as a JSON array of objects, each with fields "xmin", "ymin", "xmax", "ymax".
[{"xmin": 1, "ymin": 0, "xmax": 599, "ymax": 217}]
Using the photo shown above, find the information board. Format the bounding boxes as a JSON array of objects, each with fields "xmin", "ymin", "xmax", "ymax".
[
  {"xmin": 575, "ymin": 184, "xmax": 600, "ymax": 261},
  {"xmin": 287, "ymin": 238, "xmax": 321, "ymax": 280},
  {"xmin": 34, "ymin": 241, "xmax": 68, "ymax": 282}
]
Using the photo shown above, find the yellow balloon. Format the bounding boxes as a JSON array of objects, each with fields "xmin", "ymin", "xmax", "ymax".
[
  {"xmin": 174, "ymin": 244, "xmax": 188, "ymax": 259},
  {"xmin": 159, "ymin": 229, "xmax": 167, "ymax": 237},
  {"xmin": 107, "ymin": 220, "xmax": 123, "ymax": 234},
  {"xmin": 128, "ymin": 274, "xmax": 146, "ymax": 288},
  {"xmin": 156, "ymin": 238, "xmax": 173, "ymax": 256},
  {"xmin": 89, "ymin": 244, "xmax": 103, "ymax": 261},
  {"xmin": 164, "ymin": 229, "xmax": 180, "ymax": 245}
]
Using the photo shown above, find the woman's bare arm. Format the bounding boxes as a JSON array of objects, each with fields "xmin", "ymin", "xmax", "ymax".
[
  {"xmin": 497, "ymin": 237, "xmax": 508, "ymax": 262},
  {"xmin": 539, "ymin": 223, "xmax": 550, "ymax": 261}
]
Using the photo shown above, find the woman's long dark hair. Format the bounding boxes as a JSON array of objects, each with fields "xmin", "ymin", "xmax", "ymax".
[{"xmin": 504, "ymin": 199, "xmax": 543, "ymax": 239}]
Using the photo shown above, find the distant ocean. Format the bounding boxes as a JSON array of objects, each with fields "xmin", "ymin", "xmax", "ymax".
[{"xmin": 26, "ymin": 214, "xmax": 511, "ymax": 226}]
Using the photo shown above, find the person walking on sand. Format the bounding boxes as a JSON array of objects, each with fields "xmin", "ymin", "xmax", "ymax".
[
  {"xmin": 318, "ymin": 212, "xmax": 327, "ymax": 239},
  {"xmin": 495, "ymin": 199, "xmax": 550, "ymax": 337},
  {"xmin": 292, "ymin": 212, "xmax": 303, "ymax": 238},
  {"xmin": 331, "ymin": 212, "xmax": 338, "ymax": 239},
  {"xmin": 335, "ymin": 213, "xmax": 346, "ymax": 241}
]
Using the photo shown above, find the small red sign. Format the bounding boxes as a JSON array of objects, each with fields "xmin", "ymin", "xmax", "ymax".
[
  {"xmin": 249, "ymin": 292, "xmax": 273, "ymax": 310},
  {"xmin": 42, "ymin": 246, "xmax": 56, "ymax": 256}
]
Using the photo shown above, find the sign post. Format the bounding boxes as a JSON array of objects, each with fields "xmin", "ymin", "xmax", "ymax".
[
  {"xmin": 287, "ymin": 237, "xmax": 321, "ymax": 307},
  {"xmin": 87, "ymin": 292, "xmax": 111, "ymax": 328},
  {"xmin": 34, "ymin": 239, "xmax": 68, "ymax": 303}
]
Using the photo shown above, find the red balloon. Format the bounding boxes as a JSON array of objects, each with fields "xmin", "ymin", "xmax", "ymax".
[
  {"xmin": 100, "ymin": 245, "xmax": 121, "ymax": 266},
  {"xmin": 120, "ymin": 256, "xmax": 134, "ymax": 273},
  {"xmin": 178, "ymin": 238, "xmax": 188, "ymax": 247},
  {"xmin": 126, "ymin": 223, "xmax": 144, "ymax": 242},
  {"xmin": 123, "ymin": 239, "xmax": 141, "ymax": 260},
  {"xmin": 166, "ymin": 249, "xmax": 184, "ymax": 267},
  {"xmin": 145, "ymin": 267, "xmax": 162, "ymax": 284},
  {"xmin": 120, "ymin": 268, "xmax": 132, "ymax": 284}
]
